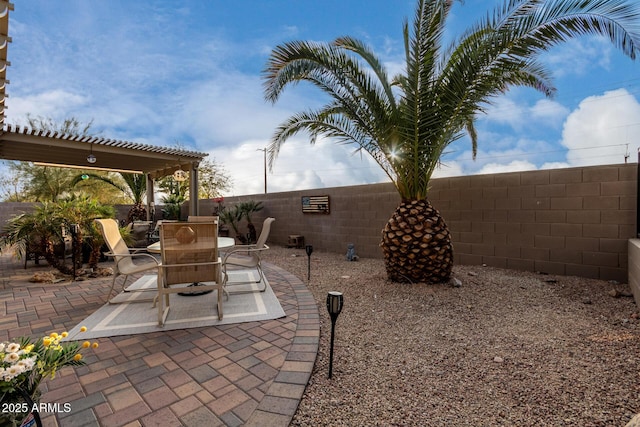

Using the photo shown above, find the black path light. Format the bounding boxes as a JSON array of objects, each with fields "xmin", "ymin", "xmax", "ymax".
[
  {"xmin": 326, "ymin": 291, "xmax": 344, "ymax": 379},
  {"xmin": 305, "ymin": 244, "xmax": 313, "ymax": 281}
]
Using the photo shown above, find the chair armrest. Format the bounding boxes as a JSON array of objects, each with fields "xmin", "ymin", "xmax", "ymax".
[
  {"xmin": 130, "ymin": 248, "xmax": 151, "ymax": 254},
  {"xmin": 104, "ymin": 251, "xmax": 160, "ymax": 265},
  {"xmin": 222, "ymin": 244, "xmax": 269, "ymax": 262}
]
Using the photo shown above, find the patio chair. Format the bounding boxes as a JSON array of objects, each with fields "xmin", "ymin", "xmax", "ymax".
[
  {"xmin": 94, "ymin": 218, "xmax": 161, "ymax": 304},
  {"xmin": 222, "ymin": 217, "xmax": 275, "ymax": 294},
  {"xmin": 156, "ymin": 221, "xmax": 224, "ymax": 326}
]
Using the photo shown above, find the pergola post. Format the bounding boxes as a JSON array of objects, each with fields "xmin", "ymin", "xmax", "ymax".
[
  {"xmin": 189, "ymin": 162, "xmax": 199, "ymax": 217},
  {"xmin": 146, "ymin": 173, "xmax": 155, "ymax": 222}
]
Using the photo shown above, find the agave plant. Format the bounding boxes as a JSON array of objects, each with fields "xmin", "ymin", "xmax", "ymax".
[{"xmin": 263, "ymin": 0, "xmax": 640, "ymax": 283}]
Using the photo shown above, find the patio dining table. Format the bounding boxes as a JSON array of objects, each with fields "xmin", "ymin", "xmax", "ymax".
[
  {"xmin": 147, "ymin": 236, "xmax": 235, "ymax": 296},
  {"xmin": 146, "ymin": 236, "xmax": 235, "ymax": 254}
]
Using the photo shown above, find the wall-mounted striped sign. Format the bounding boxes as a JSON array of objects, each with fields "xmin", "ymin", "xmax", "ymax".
[{"xmin": 302, "ymin": 195, "xmax": 330, "ymax": 214}]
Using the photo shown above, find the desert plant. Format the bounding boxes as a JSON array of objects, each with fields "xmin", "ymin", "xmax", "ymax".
[
  {"xmin": 0, "ymin": 197, "xmax": 114, "ymax": 275},
  {"xmin": 237, "ymin": 200, "xmax": 264, "ymax": 243},
  {"xmin": 72, "ymin": 172, "xmax": 147, "ymax": 222},
  {"xmin": 263, "ymin": 0, "xmax": 640, "ymax": 283},
  {"xmin": 219, "ymin": 205, "xmax": 247, "ymax": 244}
]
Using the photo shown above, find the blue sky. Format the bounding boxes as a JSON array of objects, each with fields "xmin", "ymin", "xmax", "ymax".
[{"xmin": 6, "ymin": 0, "xmax": 640, "ymax": 196}]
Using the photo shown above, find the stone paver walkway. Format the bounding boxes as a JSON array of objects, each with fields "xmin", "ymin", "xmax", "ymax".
[{"xmin": 0, "ymin": 254, "xmax": 319, "ymax": 426}]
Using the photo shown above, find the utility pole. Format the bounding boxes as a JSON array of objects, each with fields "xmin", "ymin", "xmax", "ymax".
[{"xmin": 257, "ymin": 147, "xmax": 267, "ymax": 194}]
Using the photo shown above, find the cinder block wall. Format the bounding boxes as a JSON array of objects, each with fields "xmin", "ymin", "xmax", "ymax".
[
  {"xmin": 430, "ymin": 165, "xmax": 634, "ymax": 282},
  {"xmin": 216, "ymin": 163, "xmax": 635, "ymax": 283},
  {"xmin": 0, "ymin": 163, "xmax": 634, "ymax": 282},
  {"xmin": 628, "ymin": 240, "xmax": 640, "ymax": 308}
]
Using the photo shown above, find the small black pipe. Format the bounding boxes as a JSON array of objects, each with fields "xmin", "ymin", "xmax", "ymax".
[
  {"xmin": 328, "ymin": 319, "xmax": 337, "ymax": 379},
  {"xmin": 305, "ymin": 245, "xmax": 313, "ymax": 281}
]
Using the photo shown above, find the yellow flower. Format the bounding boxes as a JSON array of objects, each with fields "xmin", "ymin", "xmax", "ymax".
[
  {"xmin": 82, "ymin": 341, "xmax": 90, "ymax": 348},
  {"xmin": 80, "ymin": 326, "xmax": 87, "ymax": 332},
  {"xmin": 73, "ymin": 354, "xmax": 82, "ymax": 361},
  {"xmin": 61, "ymin": 332, "xmax": 69, "ymax": 338},
  {"xmin": 92, "ymin": 343, "xmax": 99, "ymax": 349},
  {"xmin": 25, "ymin": 344, "xmax": 34, "ymax": 353},
  {"xmin": 50, "ymin": 332, "xmax": 59, "ymax": 339},
  {"xmin": 43, "ymin": 338, "xmax": 52, "ymax": 347}
]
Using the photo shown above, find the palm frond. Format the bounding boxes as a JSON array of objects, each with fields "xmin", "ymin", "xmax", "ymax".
[{"xmin": 263, "ymin": 0, "xmax": 640, "ymax": 200}]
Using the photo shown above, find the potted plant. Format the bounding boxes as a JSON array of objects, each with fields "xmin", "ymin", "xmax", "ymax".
[{"xmin": 0, "ymin": 328, "xmax": 98, "ymax": 427}]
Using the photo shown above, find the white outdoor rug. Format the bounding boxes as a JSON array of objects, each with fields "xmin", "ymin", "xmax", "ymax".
[{"xmin": 65, "ymin": 270, "xmax": 286, "ymax": 339}]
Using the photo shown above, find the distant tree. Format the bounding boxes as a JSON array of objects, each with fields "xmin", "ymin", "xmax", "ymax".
[
  {"xmin": 8, "ymin": 162, "xmax": 79, "ymax": 202},
  {"xmin": 198, "ymin": 159, "xmax": 232, "ymax": 199},
  {"xmin": 0, "ymin": 161, "xmax": 28, "ymax": 201},
  {"xmin": 25, "ymin": 114, "xmax": 94, "ymax": 136}
]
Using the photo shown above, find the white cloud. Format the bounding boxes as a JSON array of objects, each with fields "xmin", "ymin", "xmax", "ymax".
[
  {"xmin": 484, "ymin": 95, "xmax": 569, "ymax": 132},
  {"xmin": 212, "ymin": 136, "xmax": 389, "ymax": 196},
  {"xmin": 544, "ymin": 37, "xmax": 613, "ymax": 76},
  {"xmin": 561, "ymin": 88, "xmax": 640, "ymax": 166},
  {"xmin": 477, "ymin": 160, "xmax": 537, "ymax": 175},
  {"xmin": 540, "ymin": 161, "xmax": 570, "ymax": 170},
  {"xmin": 530, "ymin": 99, "xmax": 570, "ymax": 125},
  {"xmin": 7, "ymin": 90, "xmax": 89, "ymax": 124},
  {"xmin": 432, "ymin": 161, "xmax": 464, "ymax": 178},
  {"xmin": 485, "ymin": 97, "xmax": 526, "ymax": 129}
]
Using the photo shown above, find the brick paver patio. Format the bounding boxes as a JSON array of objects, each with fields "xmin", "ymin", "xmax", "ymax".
[{"xmin": 0, "ymin": 253, "xmax": 319, "ymax": 426}]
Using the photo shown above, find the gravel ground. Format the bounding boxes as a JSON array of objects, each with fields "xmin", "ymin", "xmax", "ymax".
[{"xmin": 261, "ymin": 246, "xmax": 640, "ymax": 427}]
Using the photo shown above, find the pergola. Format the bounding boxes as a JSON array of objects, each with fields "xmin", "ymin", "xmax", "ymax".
[
  {"xmin": 0, "ymin": 124, "xmax": 209, "ymax": 217},
  {"xmin": 0, "ymin": 2, "xmax": 209, "ymax": 217}
]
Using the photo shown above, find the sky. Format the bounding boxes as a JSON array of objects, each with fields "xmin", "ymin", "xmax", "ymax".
[{"xmin": 5, "ymin": 0, "xmax": 640, "ymax": 196}]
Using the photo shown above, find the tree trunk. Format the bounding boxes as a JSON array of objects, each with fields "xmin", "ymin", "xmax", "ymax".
[
  {"xmin": 40, "ymin": 236, "xmax": 74, "ymax": 276},
  {"xmin": 381, "ymin": 198, "xmax": 453, "ymax": 283}
]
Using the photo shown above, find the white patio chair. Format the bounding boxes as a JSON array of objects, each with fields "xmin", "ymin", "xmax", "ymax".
[
  {"xmin": 156, "ymin": 221, "xmax": 224, "ymax": 326},
  {"xmin": 94, "ymin": 218, "xmax": 160, "ymax": 304},
  {"xmin": 222, "ymin": 217, "xmax": 275, "ymax": 294}
]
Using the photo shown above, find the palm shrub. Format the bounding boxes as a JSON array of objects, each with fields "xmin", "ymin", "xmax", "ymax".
[
  {"xmin": 1, "ymin": 197, "xmax": 114, "ymax": 275},
  {"xmin": 237, "ymin": 200, "xmax": 264, "ymax": 243},
  {"xmin": 1, "ymin": 202, "xmax": 67, "ymax": 272},
  {"xmin": 55, "ymin": 195, "xmax": 114, "ymax": 270},
  {"xmin": 72, "ymin": 172, "xmax": 147, "ymax": 222},
  {"xmin": 263, "ymin": 0, "xmax": 640, "ymax": 283},
  {"xmin": 219, "ymin": 205, "xmax": 247, "ymax": 244}
]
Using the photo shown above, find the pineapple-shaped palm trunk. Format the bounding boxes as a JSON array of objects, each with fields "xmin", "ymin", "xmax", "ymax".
[{"xmin": 381, "ymin": 199, "xmax": 453, "ymax": 283}]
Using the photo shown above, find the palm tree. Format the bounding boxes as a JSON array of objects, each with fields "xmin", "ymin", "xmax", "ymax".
[
  {"xmin": 72, "ymin": 172, "xmax": 147, "ymax": 222},
  {"xmin": 238, "ymin": 200, "xmax": 264, "ymax": 243},
  {"xmin": 263, "ymin": 0, "xmax": 640, "ymax": 283}
]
